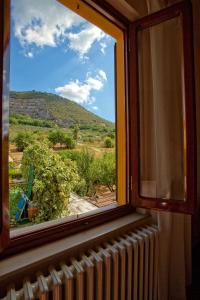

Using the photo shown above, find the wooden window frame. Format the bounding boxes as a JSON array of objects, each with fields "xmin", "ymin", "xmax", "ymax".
[
  {"xmin": 129, "ymin": 1, "xmax": 196, "ymax": 214},
  {"xmin": 0, "ymin": 0, "xmax": 133, "ymax": 258},
  {"xmin": 0, "ymin": 0, "xmax": 196, "ymax": 258}
]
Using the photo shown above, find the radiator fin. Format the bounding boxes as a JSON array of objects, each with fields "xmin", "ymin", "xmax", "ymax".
[{"xmin": 1, "ymin": 225, "xmax": 159, "ymax": 300}]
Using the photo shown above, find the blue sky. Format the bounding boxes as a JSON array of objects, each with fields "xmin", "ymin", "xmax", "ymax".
[{"xmin": 10, "ymin": 0, "xmax": 116, "ymax": 122}]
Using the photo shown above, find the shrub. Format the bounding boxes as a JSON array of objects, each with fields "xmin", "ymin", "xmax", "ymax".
[
  {"xmin": 59, "ymin": 148, "xmax": 94, "ymax": 196},
  {"xmin": 91, "ymin": 152, "xmax": 116, "ymax": 192},
  {"xmin": 104, "ymin": 137, "xmax": 114, "ymax": 148},
  {"xmin": 9, "ymin": 117, "xmax": 19, "ymax": 125},
  {"xmin": 9, "ymin": 187, "xmax": 23, "ymax": 222},
  {"xmin": 21, "ymin": 142, "xmax": 79, "ymax": 223},
  {"xmin": 14, "ymin": 132, "xmax": 34, "ymax": 151},
  {"xmin": 72, "ymin": 125, "xmax": 79, "ymax": 141},
  {"xmin": 75, "ymin": 148, "xmax": 94, "ymax": 194},
  {"xmin": 9, "ymin": 167, "xmax": 22, "ymax": 179},
  {"xmin": 48, "ymin": 129, "xmax": 65, "ymax": 146},
  {"xmin": 107, "ymin": 132, "xmax": 115, "ymax": 139},
  {"xmin": 63, "ymin": 135, "xmax": 76, "ymax": 149},
  {"xmin": 59, "ymin": 150, "xmax": 80, "ymax": 161},
  {"xmin": 73, "ymin": 178, "xmax": 87, "ymax": 196},
  {"xmin": 10, "ymin": 114, "xmax": 56, "ymax": 128}
]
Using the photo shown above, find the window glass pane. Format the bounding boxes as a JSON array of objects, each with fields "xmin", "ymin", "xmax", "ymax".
[
  {"xmin": 138, "ymin": 16, "xmax": 186, "ymax": 201},
  {"xmin": 9, "ymin": 0, "xmax": 120, "ymax": 231}
]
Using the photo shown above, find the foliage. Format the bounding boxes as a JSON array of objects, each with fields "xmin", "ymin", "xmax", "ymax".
[
  {"xmin": 58, "ymin": 150, "xmax": 81, "ymax": 161},
  {"xmin": 63, "ymin": 135, "xmax": 76, "ymax": 149},
  {"xmin": 9, "ymin": 162, "xmax": 22, "ymax": 179},
  {"xmin": 107, "ymin": 131, "xmax": 115, "ymax": 139},
  {"xmin": 48, "ymin": 129, "xmax": 65, "ymax": 146},
  {"xmin": 9, "ymin": 168, "xmax": 22, "ymax": 179},
  {"xmin": 73, "ymin": 124, "xmax": 79, "ymax": 141},
  {"xmin": 91, "ymin": 152, "xmax": 116, "ymax": 192},
  {"xmin": 21, "ymin": 142, "xmax": 79, "ymax": 222},
  {"xmin": 73, "ymin": 178, "xmax": 88, "ymax": 196},
  {"xmin": 104, "ymin": 137, "xmax": 114, "ymax": 148},
  {"xmin": 9, "ymin": 187, "xmax": 23, "ymax": 222},
  {"xmin": 14, "ymin": 132, "xmax": 35, "ymax": 151},
  {"xmin": 58, "ymin": 148, "xmax": 94, "ymax": 196},
  {"xmin": 10, "ymin": 114, "xmax": 56, "ymax": 128},
  {"xmin": 59, "ymin": 149, "xmax": 116, "ymax": 195}
]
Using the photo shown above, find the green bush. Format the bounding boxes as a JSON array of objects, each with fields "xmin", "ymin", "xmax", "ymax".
[
  {"xmin": 63, "ymin": 135, "xmax": 76, "ymax": 149},
  {"xmin": 91, "ymin": 152, "xmax": 116, "ymax": 192},
  {"xmin": 21, "ymin": 142, "xmax": 79, "ymax": 223},
  {"xmin": 10, "ymin": 114, "xmax": 56, "ymax": 128},
  {"xmin": 107, "ymin": 132, "xmax": 115, "ymax": 139},
  {"xmin": 104, "ymin": 137, "xmax": 114, "ymax": 148},
  {"xmin": 73, "ymin": 178, "xmax": 87, "ymax": 196},
  {"xmin": 14, "ymin": 132, "xmax": 35, "ymax": 151},
  {"xmin": 75, "ymin": 148, "xmax": 94, "ymax": 194},
  {"xmin": 59, "ymin": 148, "xmax": 94, "ymax": 196},
  {"xmin": 59, "ymin": 150, "xmax": 81, "ymax": 161},
  {"xmin": 48, "ymin": 129, "xmax": 65, "ymax": 146},
  {"xmin": 9, "ymin": 187, "xmax": 23, "ymax": 221},
  {"xmin": 9, "ymin": 168, "xmax": 22, "ymax": 179},
  {"xmin": 73, "ymin": 125, "xmax": 79, "ymax": 141}
]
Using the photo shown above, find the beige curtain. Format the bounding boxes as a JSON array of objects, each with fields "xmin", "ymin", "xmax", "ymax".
[
  {"xmin": 152, "ymin": 211, "xmax": 191, "ymax": 300},
  {"xmin": 135, "ymin": 0, "xmax": 192, "ymax": 299},
  {"xmin": 138, "ymin": 13, "xmax": 185, "ymax": 200}
]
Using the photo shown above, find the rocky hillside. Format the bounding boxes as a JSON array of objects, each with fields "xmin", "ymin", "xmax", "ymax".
[{"xmin": 10, "ymin": 91, "xmax": 113, "ymax": 127}]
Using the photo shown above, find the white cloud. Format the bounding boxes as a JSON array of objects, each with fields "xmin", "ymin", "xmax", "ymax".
[
  {"xmin": 25, "ymin": 51, "xmax": 34, "ymax": 58},
  {"xmin": 92, "ymin": 106, "xmax": 99, "ymax": 110},
  {"xmin": 67, "ymin": 24, "xmax": 105, "ymax": 58},
  {"xmin": 11, "ymin": 0, "xmax": 83, "ymax": 49},
  {"xmin": 11, "ymin": 0, "xmax": 108, "ymax": 59},
  {"xmin": 100, "ymin": 42, "xmax": 107, "ymax": 54},
  {"xmin": 99, "ymin": 70, "xmax": 107, "ymax": 81},
  {"xmin": 55, "ymin": 70, "xmax": 107, "ymax": 104},
  {"xmin": 86, "ymin": 77, "xmax": 103, "ymax": 91}
]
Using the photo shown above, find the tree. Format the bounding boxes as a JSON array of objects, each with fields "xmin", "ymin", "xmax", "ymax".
[
  {"xmin": 14, "ymin": 132, "xmax": 34, "ymax": 151},
  {"xmin": 104, "ymin": 137, "xmax": 114, "ymax": 148},
  {"xmin": 60, "ymin": 148, "xmax": 95, "ymax": 196},
  {"xmin": 91, "ymin": 152, "xmax": 116, "ymax": 192},
  {"xmin": 63, "ymin": 135, "xmax": 76, "ymax": 149},
  {"xmin": 73, "ymin": 124, "xmax": 79, "ymax": 141},
  {"xmin": 48, "ymin": 129, "xmax": 65, "ymax": 146},
  {"xmin": 21, "ymin": 142, "xmax": 79, "ymax": 222},
  {"xmin": 75, "ymin": 148, "xmax": 94, "ymax": 195}
]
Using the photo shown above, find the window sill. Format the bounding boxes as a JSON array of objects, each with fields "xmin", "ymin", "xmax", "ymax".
[
  {"xmin": 0, "ymin": 212, "xmax": 151, "ymax": 290},
  {"xmin": 3, "ymin": 205, "xmax": 133, "ymax": 258}
]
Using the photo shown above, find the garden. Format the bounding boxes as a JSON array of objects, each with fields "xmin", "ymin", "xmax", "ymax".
[{"xmin": 9, "ymin": 120, "xmax": 116, "ymax": 228}]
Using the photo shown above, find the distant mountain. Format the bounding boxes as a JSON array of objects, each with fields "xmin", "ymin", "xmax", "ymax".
[{"xmin": 10, "ymin": 91, "xmax": 113, "ymax": 127}]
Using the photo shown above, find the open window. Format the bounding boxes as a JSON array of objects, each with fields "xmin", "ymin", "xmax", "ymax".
[
  {"xmin": 0, "ymin": 0, "xmax": 129, "ymax": 255},
  {"xmin": 129, "ymin": 2, "xmax": 196, "ymax": 213},
  {"xmin": 0, "ymin": 0, "xmax": 196, "ymax": 256}
]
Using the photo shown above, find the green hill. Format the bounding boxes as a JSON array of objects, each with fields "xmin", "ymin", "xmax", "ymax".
[{"xmin": 10, "ymin": 91, "xmax": 113, "ymax": 128}]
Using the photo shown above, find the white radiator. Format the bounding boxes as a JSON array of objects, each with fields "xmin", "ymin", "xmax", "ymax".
[{"xmin": 1, "ymin": 225, "xmax": 159, "ymax": 300}]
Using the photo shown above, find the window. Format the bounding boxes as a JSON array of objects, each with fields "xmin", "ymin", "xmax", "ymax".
[
  {"xmin": 0, "ymin": 1, "xmax": 196, "ymax": 256},
  {"xmin": 8, "ymin": 0, "xmax": 126, "ymax": 229},
  {"xmin": 0, "ymin": 0, "xmax": 129, "ymax": 255},
  {"xmin": 129, "ymin": 2, "xmax": 196, "ymax": 213}
]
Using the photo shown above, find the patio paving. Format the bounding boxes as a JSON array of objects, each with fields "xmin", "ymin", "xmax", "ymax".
[{"xmin": 68, "ymin": 192, "xmax": 97, "ymax": 215}]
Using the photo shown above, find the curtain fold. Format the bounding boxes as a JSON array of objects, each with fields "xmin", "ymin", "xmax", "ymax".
[
  {"xmin": 153, "ymin": 211, "xmax": 191, "ymax": 300},
  {"xmin": 138, "ymin": 16, "xmax": 185, "ymax": 200},
  {"xmin": 135, "ymin": 0, "xmax": 192, "ymax": 299}
]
